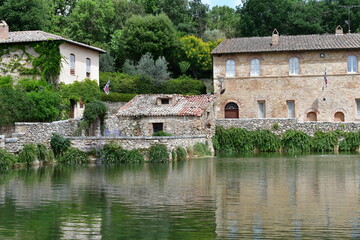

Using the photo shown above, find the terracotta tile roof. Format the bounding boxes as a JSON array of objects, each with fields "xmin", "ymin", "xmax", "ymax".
[
  {"xmin": 117, "ymin": 94, "xmax": 214, "ymax": 117},
  {"xmin": 211, "ymin": 33, "xmax": 360, "ymax": 54},
  {"xmin": 0, "ymin": 31, "xmax": 105, "ymax": 53}
]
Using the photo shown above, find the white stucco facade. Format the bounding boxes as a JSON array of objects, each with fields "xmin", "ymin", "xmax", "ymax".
[{"xmin": 59, "ymin": 42, "xmax": 101, "ymax": 85}]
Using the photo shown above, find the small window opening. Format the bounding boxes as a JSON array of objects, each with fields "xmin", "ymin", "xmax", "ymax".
[
  {"xmin": 86, "ymin": 58, "xmax": 91, "ymax": 78},
  {"xmin": 153, "ymin": 123, "xmax": 163, "ymax": 133},
  {"xmin": 70, "ymin": 54, "xmax": 75, "ymax": 75},
  {"xmin": 225, "ymin": 102, "xmax": 239, "ymax": 118},
  {"xmin": 161, "ymin": 98, "xmax": 170, "ymax": 104},
  {"xmin": 307, "ymin": 112, "xmax": 317, "ymax": 121}
]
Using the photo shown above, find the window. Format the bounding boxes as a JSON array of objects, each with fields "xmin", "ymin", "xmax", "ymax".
[
  {"xmin": 250, "ymin": 58, "xmax": 260, "ymax": 76},
  {"xmin": 152, "ymin": 123, "xmax": 163, "ymax": 133},
  {"xmin": 226, "ymin": 59, "xmax": 236, "ymax": 77},
  {"xmin": 348, "ymin": 55, "xmax": 358, "ymax": 73},
  {"xmin": 224, "ymin": 102, "xmax": 239, "ymax": 118},
  {"xmin": 70, "ymin": 54, "xmax": 75, "ymax": 75},
  {"xmin": 161, "ymin": 98, "xmax": 169, "ymax": 104},
  {"xmin": 258, "ymin": 101, "xmax": 265, "ymax": 118},
  {"xmin": 289, "ymin": 57, "xmax": 299, "ymax": 75},
  {"xmin": 86, "ymin": 58, "xmax": 91, "ymax": 77},
  {"xmin": 356, "ymin": 99, "xmax": 360, "ymax": 118},
  {"xmin": 287, "ymin": 101, "xmax": 295, "ymax": 119}
]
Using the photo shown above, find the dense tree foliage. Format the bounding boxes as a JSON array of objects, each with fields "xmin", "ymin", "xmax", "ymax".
[{"xmin": 2, "ymin": 0, "xmax": 360, "ymax": 81}]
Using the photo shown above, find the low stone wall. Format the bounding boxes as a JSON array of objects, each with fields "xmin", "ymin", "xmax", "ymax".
[
  {"xmin": 66, "ymin": 135, "xmax": 212, "ymax": 153},
  {"xmin": 216, "ymin": 119, "xmax": 360, "ymax": 136},
  {"xmin": 4, "ymin": 119, "xmax": 81, "ymax": 152}
]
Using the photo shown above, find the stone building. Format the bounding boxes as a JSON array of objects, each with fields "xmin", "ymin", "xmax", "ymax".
[
  {"xmin": 211, "ymin": 27, "xmax": 360, "ymax": 122},
  {"xmin": 113, "ymin": 94, "xmax": 215, "ymax": 136},
  {"xmin": 0, "ymin": 20, "xmax": 105, "ymax": 118}
]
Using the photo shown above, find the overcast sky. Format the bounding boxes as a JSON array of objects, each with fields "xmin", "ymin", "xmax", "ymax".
[{"xmin": 203, "ymin": 0, "xmax": 242, "ymax": 9}]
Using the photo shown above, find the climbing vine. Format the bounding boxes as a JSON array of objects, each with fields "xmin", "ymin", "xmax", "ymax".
[{"xmin": 0, "ymin": 41, "xmax": 63, "ymax": 85}]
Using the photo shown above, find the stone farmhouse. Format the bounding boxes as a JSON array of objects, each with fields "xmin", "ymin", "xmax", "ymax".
[
  {"xmin": 211, "ymin": 27, "xmax": 360, "ymax": 122},
  {"xmin": 0, "ymin": 20, "xmax": 105, "ymax": 118},
  {"xmin": 112, "ymin": 94, "xmax": 215, "ymax": 137}
]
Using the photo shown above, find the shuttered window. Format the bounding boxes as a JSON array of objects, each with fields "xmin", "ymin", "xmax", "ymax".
[
  {"xmin": 348, "ymin": 55, "xmax": 358, "ymax": 73},
  {"xmin": 287, "ymin": 101, "xmax": 295, "ymax": 119},
  {"xmin": 258, "ymin": 101, "xmax": 265, "ymax": 118},
  {"xmin": 70, "ymin": 54, "xmax": 75, "ymax": 75},
  {"xmin": 226, "ymin": 59, "xmax": 236, "ymax": 77},
  {"xmin": 289, "ymin": 57, "xmax": 299, "ymax": 75},
  {"xmin": 250, "ymin": 58, "xmax": 260, "ymax": 76},
  {"xmin": 86, "ymin": 58, "xmax": 91, "ymax": 77}
]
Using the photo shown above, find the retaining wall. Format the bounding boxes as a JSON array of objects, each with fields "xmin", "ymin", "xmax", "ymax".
[
  {"xmin": 66, "ymin": 135, "xmax": 212, "ymax": 153},
  {"xmin": 216, "ymin": 119, "xmax": 360, "ymax": 136}
]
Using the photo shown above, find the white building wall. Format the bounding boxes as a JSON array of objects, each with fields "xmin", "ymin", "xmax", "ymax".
[{"xmin": 59, "ymin": 42, "xmax": 100, "ymax": 85}]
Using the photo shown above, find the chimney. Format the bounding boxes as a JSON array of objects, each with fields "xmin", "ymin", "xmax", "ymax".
[
  {"xmin": 272, "ymin": 29, "xmax": 279, "ymax": 46},
  {"xmin": 335, "ymin": 25, "xmax": 343, "ymax": 35},
  {"xmin": 0, "ymin": 21, "xmax": 9, "ymax": 39}
]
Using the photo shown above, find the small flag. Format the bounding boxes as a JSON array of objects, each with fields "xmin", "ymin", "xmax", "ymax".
[
  {"xmin": 324, "ymin": 69, "xmax": 328, "ymax": 88},
  {"xmin": 103, "ymin": 80, "xmax": 110, "ymax": 95}
]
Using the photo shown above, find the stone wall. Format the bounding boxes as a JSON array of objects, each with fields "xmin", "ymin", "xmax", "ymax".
[
  {"xmin": 105, "ymin": 105, "xmax": 216, "ymax": 137},
  {"xmin": 104, "ymin": 102, "xmax": 127, "ymax": 115},
  {"xmin": 213, "ymin": 50, "xmax": 360, "ymax": 122},
  {"xmin": 4, "ymin": 119, "xmax": 81, "ymax": 152},
  {"xmin": 217, "ymin": 119, "xmax": 360, "ymax": 136},
  {"xmin": 67, "ymin": 135, "xmax": 212, "ymax": 153}
]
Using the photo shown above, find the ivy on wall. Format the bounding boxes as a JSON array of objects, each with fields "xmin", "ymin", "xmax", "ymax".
[{"xmin": 0, "ymin": 40, "xmax": 63, "ymax": 85}]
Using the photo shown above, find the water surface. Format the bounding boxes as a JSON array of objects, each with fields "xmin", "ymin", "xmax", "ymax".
[{"xmin": 0, "ymin": 154, "xmax": 360, "ymax": 239}]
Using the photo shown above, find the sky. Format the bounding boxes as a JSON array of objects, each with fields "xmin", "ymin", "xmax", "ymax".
[{"xmin": 202, "ymin": 0, "xmax": 243, "ymax": 9}]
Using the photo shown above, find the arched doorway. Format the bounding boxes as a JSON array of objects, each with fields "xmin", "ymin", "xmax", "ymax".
[
  {"xmin": 306, "ymin": 112, "xmax": 317, "ymax": 121},
  {"xmin": 225, "ymin": 102, "xmax": 239, "ymax": 118},
  {"xmin": 334, "ymin": 112, "xmax": 345, "ymax": 122}
]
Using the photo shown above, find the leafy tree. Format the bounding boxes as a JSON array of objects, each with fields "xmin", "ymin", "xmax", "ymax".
[
  {"xmin": 179, "ymin": 35, "xmax": 220, "ymax": 78},
  {"xmin": 60, "ymin": 79, "xmax": 100, "ymax": 102},
  {"xmin": 164, "ymin": 75, "xmax": 206, "ymax": 95},
  {"xmin": 202, "ymin": 29, "xmax": 225, "ymax": 42},
  {"xmin": 65, "ymin": 0, "xmax": 115, "ymax": 47},
  {"xmin": 0, "ymin": 0, "xmax": 52, "ymax": 31},
  {"xmin": 188, "ymin": 0, "xmax": 209, "ymax": 37},
  {"xmin": 26, "ymin": 89, "xmax": 61, "ymax": 122},
  {"xmin": 100, "ymin": 53, "xmax": 116, "ymax": 72},
  {"xmin": 119, "ymin": 14, "xmax": 177, "ymax": 65},
  {"xmin": 207, "ymin": 5, "xmax": 239, "ymax": 38},
  {"xmin": 123, "ymin": 53, "xmax": 171, "ymax": 84},
  {"xmin": 161, "ymin": 0, "xmax": 193, "ymax": 33},
  {"xmin": 112, "ymin": 0, "xmax": 145, "ymax": 30}
]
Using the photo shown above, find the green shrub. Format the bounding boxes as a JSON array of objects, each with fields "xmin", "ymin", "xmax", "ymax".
[
  {"xmin": 193, "ymin": 143, "xmax": 211, "ymax": 156},
  {"xmin": 311, "ymin": 131, "xmax": 340, "ymax": 152},
  {"xmin": 164, "ymin": 75, "xmax": 206, "ymax": 95},
  {"xmin": 0, "ymin": 75, "xmax": 13, "ymax": 87},
  {"xmin": 100, "ymin": 92, "xmax": 136, "ymax": 102},
  {"xmin": 149, "ymin": 144, "xmax": 169, "ymax": 163},
  {"xmin": 253, "ymin": 130, "xmax": 281, "ymax": 152},
  {"xmin": 281, "ymin": 130, "xmax": 312, "ymax": 152},
  {"xmin": 124, "ymin": 149, "xmax": 144, "ymax": 163},
  {"xmin": 60, "ymin": 79, "xmax": 100, "ymax": 102},
  {"xmin": 17, "ymin": 78, "xmax": 48, "ymax": 92},
  {"xmin": 175, "ymin": 147, "xmax": 187, "ymax": 160},
  {"xmin": 152, "ymin": 131, "xmax": 172, "ymax": 136},
  {"xmin": 18, "ymin": 144, "xmax": 38, "ymax": 165},
  {"xmin": 25, "ymin": 89, "xmax": 61, "ymax": 122},
  {"xmin": 339, "ymin": 131, "xmax": 360, "ymax": 151},
  {"xmin": 36, "ymin": 144, "xmax": 48, "ymax": 162},
  {"xmin": 213, "ymin": 127, "xmax": 254, "ymax": 153},
  {"xmin": 50, "ymin": 133, "xmax": 71, "ymax": 157},
  {"xmin": 58, "ymin": 147, "xmax": 89, "ymax": 164},
  {"xmin": 0, "ymin": 149, "xmax": 17, "ymax": 170},
  {"xmin": 99, "ymin": 142, "xmax": 127, "ymax": 163}
]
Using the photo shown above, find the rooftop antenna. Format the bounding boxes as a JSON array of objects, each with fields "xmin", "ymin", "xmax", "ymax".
[{"xmin": 340, "ymin": 5, "xmax": 360, "ymax": 33}]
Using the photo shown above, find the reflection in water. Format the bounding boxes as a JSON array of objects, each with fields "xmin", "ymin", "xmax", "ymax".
[{"xmin": 0, "ymin": 155, "xmax": 359, "ymax": 239}]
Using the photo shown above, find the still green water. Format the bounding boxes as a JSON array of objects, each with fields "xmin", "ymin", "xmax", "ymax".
[{"xmin": 0, "ymin": 154, "xmax": 360, "ymax": 239}]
